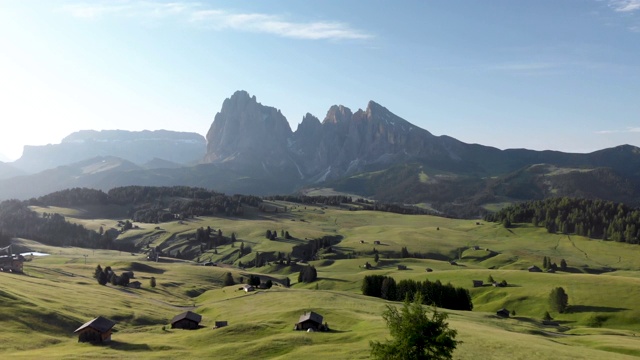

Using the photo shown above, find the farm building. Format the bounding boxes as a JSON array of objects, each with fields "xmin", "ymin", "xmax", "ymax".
[
  {"xmin": 242, "ymin": 284, "xmax": 255, "ymax": 292},
  {"xmin": 74, "ymin": 316, "xmax": 116, "ymax": 343},
  {"xmin": 496, "ymin": 308, "xmax": 510, "ymax": 318},
  {"xmin": 472, "ymin": 280, "xmax": 483, "ymax": 287},
  {"xmin": 0, "ymin": 245, "xmax": 24, "ymax": 273},
  {"xmin": 528, "ymin": 265, "xmax": 542, "ymax": 272},
  {"xmin": 127, "ymin": 281, "xmax": 141, "ymax": 289},
  {"xmin": 171, "ymin": 311, "xmax": 202, "ymax": 330},
  {"xmin": 397, "ymin": 265, "xmax": 407, "ymax": 270},
  {"xmin": 294, "ymin": 311, "xmax": 327, "ymax": 331}
]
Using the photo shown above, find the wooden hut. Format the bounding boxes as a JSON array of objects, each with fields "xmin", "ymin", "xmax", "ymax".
[
  {"xmin": 397, "ymin": 265, "xmax": 407, "ymax": 270},
  {"xmin": 496, "ymin": 308, "xmax": 510, "ymax": 318},
  {"xmin": 127, "ymin": 281, "xmax": 141, "ymax": 289},
  {"xmin": 242, "ymin": 284, "xmax": 255, "ymax": 292},
  {"xmin": 294, "ymin": 311, "xmax": 325, "ymax": 331},
  {"xmin": 472, "ymin": 280, "xmax": 483, "ymax": 287},
  {"xmin": 171, "ymin": 311, "xmax": 202, "ymax": 330},
  {"xmin": 74, "ymin": 316, "xmax": 116, "ymax": 343},
  {"xmin": 528, "ymin": 265, "xmax": 542, "ymax": 272}
]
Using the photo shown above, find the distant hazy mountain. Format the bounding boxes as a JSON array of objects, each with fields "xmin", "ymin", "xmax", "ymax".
[
  {"xmin": 0, "ymin": 161, "xmax": 26, "ymax": 180},
  {"xmin": 12, "ymin": 129, "xmax": 206, "ymax": 174},
  {"xmin": 1, "ymin": 91, "xmax": 639, "ymax": 217}
]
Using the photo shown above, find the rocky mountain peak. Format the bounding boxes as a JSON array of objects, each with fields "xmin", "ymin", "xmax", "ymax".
[
  {"xmin": 204, "ymin": 91, "xmax": 293, "ymax": 166},
  {"xmin": 323, "ymin": 105, "xmax": 353, "ymax": 125}
]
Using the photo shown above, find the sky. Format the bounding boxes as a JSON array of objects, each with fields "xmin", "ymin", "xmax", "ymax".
[{"xmin": 1, "ymin": 0, "xmax": 639, "ymax": 161}]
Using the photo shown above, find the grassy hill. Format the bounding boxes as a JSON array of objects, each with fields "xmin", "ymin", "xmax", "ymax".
[{"xmin": 5, "ymin": 203, "xmax": 640, "ymax": 358}]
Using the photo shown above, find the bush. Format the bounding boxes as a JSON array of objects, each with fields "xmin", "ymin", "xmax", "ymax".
[{"xmin": 370, "ymin": 293, "xmax": 459, "ymax": 360}]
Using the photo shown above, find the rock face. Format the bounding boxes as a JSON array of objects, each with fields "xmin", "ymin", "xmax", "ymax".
[
  {"xmin": 13, "ymin": 130, "xmax": 206, "ymax": 173},
  {"xmin": 204, "ymin": 91, "xmax": 469, "ymax": 182},
  {"xmin": 204, "ymin": 91, "xmax": 293, "ymax": 173}
]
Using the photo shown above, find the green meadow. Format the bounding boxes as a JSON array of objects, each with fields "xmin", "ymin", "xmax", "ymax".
[{"xmin": 3, "ymin": 202, "xmax": 640, "ymax": 359}]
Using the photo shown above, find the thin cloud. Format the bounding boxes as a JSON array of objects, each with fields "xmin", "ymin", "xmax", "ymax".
[
  {"xmin": 61, "ymin": 1, "xmax": 372, "ymax": 40},
  {"xmin": 595, "ymin": 127, "xmax": 640, "ymax": 134},
  {"xmin": 491, "ymin": 63, "xmax": 557, "ymax": 71},
  {"xmin": 609, "ymin": 0, "xmax": 640, "ymax": 12}
]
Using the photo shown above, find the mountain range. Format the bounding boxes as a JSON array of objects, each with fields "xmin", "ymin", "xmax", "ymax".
[{"xmin": 1, "ymin": 90, "xmax": 639, "ymax": 216}]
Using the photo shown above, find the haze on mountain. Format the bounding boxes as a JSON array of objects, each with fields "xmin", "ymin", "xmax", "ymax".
[
  {"xmin": 2, "ymin": 1, "xmax": 640, "ymax": 162},
  {"xmin": 1, "ymin": 90, "xmax": 639, "ymax": 218}
]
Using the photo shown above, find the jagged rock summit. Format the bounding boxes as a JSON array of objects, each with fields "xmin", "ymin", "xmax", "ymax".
[
  {"xmin": 203, "ymin": 91, "xmax": 461, "ymax": 183},
  {"xmin": 204, "ymin": 90, "xmax": 292, "ymax": 170}
]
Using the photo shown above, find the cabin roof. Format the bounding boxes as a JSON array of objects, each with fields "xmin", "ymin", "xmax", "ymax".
[
  {"xmin": 171, "ymin": 311, "xmax": 202, "ymax": 324},
  {"xmin": 298, "ymin": 311, "xmax": 323, "ymax": 325},
  {"xmin": 74, "ymin": 316, "xmax": 116, "ymax": 333}
]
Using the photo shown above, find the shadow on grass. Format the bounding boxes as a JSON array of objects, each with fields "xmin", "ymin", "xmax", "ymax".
[
  {"xmin": 567, "ymin": 305, "xmax": 628, "ymax": 313},
  {"xmin": 106, "ymin": 340, "xmax": 153, "ymax": 351},
  {"xmin": 318, "ymin": 277, "xmax": 349, "ymax": 283}
]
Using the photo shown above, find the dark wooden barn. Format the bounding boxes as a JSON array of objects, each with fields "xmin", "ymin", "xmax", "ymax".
[
  {"xmin": 171, "ymin": 311, "xmax": 202, "ymax": 330},
  {"xmin": 496, "ymin": 308, "xmax": 510, "ymax": 318},
  {"xmin": 74, "ymin": 316, "xmax": 116, "ymax": 343},
  {"xmin": 294, "ymin": 311, "xmax": 326, "ymax": 331}
]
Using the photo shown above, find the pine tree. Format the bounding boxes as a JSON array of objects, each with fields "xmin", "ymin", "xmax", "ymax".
[
  {"xmin": 223, "ymin": 272, "xmax": 235, "ymax": 286},
  {"xmin": 549, "ymin": 287, "xmax": 569, "ymax": 313}
]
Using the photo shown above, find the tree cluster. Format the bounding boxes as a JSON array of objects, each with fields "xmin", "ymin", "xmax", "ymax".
[
  {"xmin": 264, "ymin": 195, "xmax": 352, "ymax": 206},
  {"xmin": 298, "ymin": 265, "xmax": 318, "ymax": 283},
  {"xmin": 362, "ymin": 275, "xmax": 473, "ymax": 311},
  {"xmin": 486, "ymin": 197, "xmax": 640, "ymax": 243},
  {"xmin": 94, "ymin": 265, "xmax": 132, "ymax": 287},
  {"xmin": 31, "ymin": 186, "xmax": 262, "ymax": 224},
  {"xmin": 0, "ymin": 200, "xmax": 124, "ymax": 250}
]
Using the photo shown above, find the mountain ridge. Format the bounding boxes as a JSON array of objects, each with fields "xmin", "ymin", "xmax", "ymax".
[{"xmin": 0, "ymin": 90, "xmax": 639, "ymax": 217}]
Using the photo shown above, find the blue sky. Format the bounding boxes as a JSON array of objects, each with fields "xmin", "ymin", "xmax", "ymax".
[{"xmin": 1, "ymin": 0, "xmax": 639, "ymax": 161}]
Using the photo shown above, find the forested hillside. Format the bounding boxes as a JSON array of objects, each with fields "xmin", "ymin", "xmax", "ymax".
[{"xmin": 486, "ymin": 197, "xmax": 640, "ymax": 243}]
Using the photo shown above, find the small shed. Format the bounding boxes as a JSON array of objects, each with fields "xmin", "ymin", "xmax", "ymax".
[
  {"xmin": 528, "ymin": 265, "xmax": 542, "ymax": 272},
  {"xmin": 242, "ymin": 284, "xmax": 255, "ymax": 292},
  {"xmin": 472, "ymin": 245, "xmax": 480, "ymax": 250},
  {"xmin": 397, "ymin": 265, "xmax": 407, "ymax": 270},
  {"xmin": 74, "ymin": 316, "xmax": 116, "ymax": 343},
  {"xmin": 295, "ymin": 311, "xmax": 326, "ymax": 331},
  {"xmin": 496, "ymin": 308, "xmax": 510, "ymax": 318},
  {"xmin": 472, "ymin": 280, "xmax": 483, "ymax": 287},
  {"xmin": 214, "ymin": 321, "xmax": 228, "ymax": 328},
  {"xmin": 127, "ymin": 281, "xmax": 141, "ymax": 289},
  {"xmin": 373, "ymin": 241, "xmax": 381, "ymax": 245},
  {"xmin": 171, "ymin": 311, "xmax": 202, "ymax": 330},
  {"xmin": 449, "ymin": 261, "xmax": 457, "ymax": 266}
]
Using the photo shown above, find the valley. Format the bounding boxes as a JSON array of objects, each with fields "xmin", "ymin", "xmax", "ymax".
[{"xmin": 3, "ymin": 199, "xmax": 640, "ymax": 359}]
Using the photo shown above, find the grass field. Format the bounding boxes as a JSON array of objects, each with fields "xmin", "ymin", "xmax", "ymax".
[{"xmin": 4, "ymin": 202, "xmax": 640, "ymax": 359}]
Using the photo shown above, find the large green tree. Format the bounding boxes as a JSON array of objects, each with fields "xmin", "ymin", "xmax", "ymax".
[
  {"xmin": 549, "ymin": 287, "xmax": 569, "ymax": 313},
  {"xmin": 370, "ymin": 294, "xmax": 459, "ymax": 360}
]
